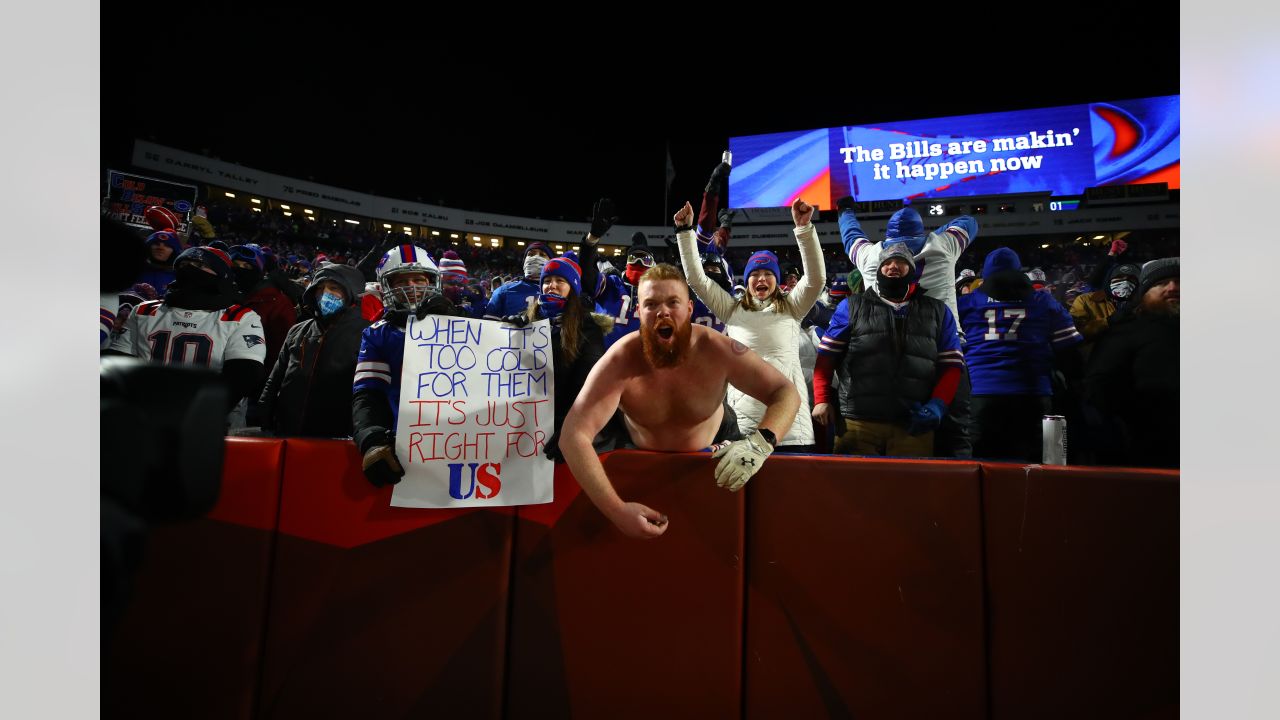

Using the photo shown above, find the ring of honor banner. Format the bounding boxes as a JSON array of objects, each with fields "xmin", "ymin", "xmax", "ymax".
[
  {"xmin": 104, "ymin": 169, "xmax": 198, "ymax": 231},
  {"xmin": 392, "ymin": 315, "xmax": 555, "ymax": 508}
]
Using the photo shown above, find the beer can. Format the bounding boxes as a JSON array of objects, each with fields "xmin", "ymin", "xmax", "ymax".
[{"xmin": 1042, "ymin": 415, "xmax": 1068, "ymax": 465}]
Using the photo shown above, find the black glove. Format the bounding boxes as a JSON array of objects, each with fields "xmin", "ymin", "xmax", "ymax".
[
  {"xmin": 362, "ymin": 444, "xmax": 405, "ymax": 487},
  {"xmin": 373, "ymin": 231, "xmax": 401, "ymax": 257},
  {"xmin": 836, "ymin": 196, "xmax": 856, "ymax": 212},
  {"xmin": 501, "ymin": 313, "xmax": 530, "ymax": 327},
  {"xmin": 717, "ymin": 208, "xmax": 736, "ymax": 229},
  {"xmin": 705, "ymin": 162, "xmax": 731, "ymax": 194},
  {"xmin": 590, "ymin": 198, "xmax": 618, "ymax": 238},
  {"xmin": 543, "ymin": 429, "xmax": 564, "ymax": 463},
  {"xmin": 383, "ymin": 307, "xmax": 410, "ymax": 327},
  {"xmin": 414, "ymin": 293, "xmax": 461, "ymax": 319}
]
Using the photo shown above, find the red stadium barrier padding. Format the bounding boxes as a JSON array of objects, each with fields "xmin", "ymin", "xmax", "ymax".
[
  {"xmin": 109, "ymin": 438, "xmax": 1179, "ymax": 718},
  {"xmin": 257, "ymin": 438, "xmax": 513, "ymax": 719},
  {"xmin": 745, "ymin": 457, "xmax": 988, "ymax": 719},
  {"xmin": 981, "ymin": 463, "xmax": 1179, "ymax": 720},
  {"xmin": 104, "ymin": 437, "xmax": 285, "ymax": 720},
  {"xmin": 506, "ymin": 452, "xmax": 745, "ymax": 719}
]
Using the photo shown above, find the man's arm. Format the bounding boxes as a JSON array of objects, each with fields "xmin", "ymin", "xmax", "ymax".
[
  {"xmin": 105, "ymin": 307, "xmax": 141, "ymax": 357},
  {"xmin": 811, "ymin": 297, "xmax": 852, "ymax": 429},
  {"xmin": 675, "ymin": 201, "xmax": 738, "ymax": 322},
  {"xmin": 696, "ymin": 160, "xmax": 729, "ymax": 244},
  {"xmin": 222, "ymin": 309, "xmax": 269, "ymax": 411},
  {"xmin": 356, "ymin": 233, "xmax": 400, "ymax": 283},
  {"xmin": 578, "ymin": 233, "xmax": 602, "ymax": 304},
  {"xmin": 929, "ymin": 216, "xmax": 979, "ymax": 263},
  {"xmin": 580, "ymin": 198, "xmax": 616, "ymax": 304},
  {"xmin": 483, "ymin": 285, "xmax": 506, "ymax": 321},
  {"xmin": 559, "ymin": 339, "xmax": 668, "ymax": 539},
  {"xmin": 836, "ymin": 196, "xmax": 872, "ymax": 266},
  {"xmin": 257, "ymin": 328, "xmax": 295, "ymax": 432},
  {"xmin": 1088, "ymin": 238, "xmax": 1127, "ymax": 288}
]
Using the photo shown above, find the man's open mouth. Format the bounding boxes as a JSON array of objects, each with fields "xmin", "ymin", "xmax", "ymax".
[{"xmin": 657, "ymin": 325, "xmax": 674, "ymax": 339}]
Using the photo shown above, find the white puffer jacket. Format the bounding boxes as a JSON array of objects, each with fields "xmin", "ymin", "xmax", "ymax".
[{"xmin": 678, "ymin": 224, "xmax": 826, "ymax": 446}]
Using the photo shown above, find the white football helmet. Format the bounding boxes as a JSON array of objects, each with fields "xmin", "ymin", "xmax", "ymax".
[{"xmin": 376, "ymin": 245, "xmax": 440, "ymax": 310}]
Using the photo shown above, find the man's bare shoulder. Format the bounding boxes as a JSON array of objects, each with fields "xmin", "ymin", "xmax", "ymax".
[
  {"xmin": 606, "ymin": 331, "xmax": 641, "ymax": 359},
  {"xmin": 595, "ymin": 331, "xmax": 644, "ymax": 374}
]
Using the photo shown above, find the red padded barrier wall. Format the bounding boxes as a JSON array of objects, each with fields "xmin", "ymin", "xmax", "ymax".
[
  {"xmin": 982, "ymin": 463, "xmax": 1179, "ymax": 719},
  {"xmin": 506, "ymin": 451, "xmax": 745, "ymax": 719},
  {"xmin": 104, "ymin": 437, "xmax": 285, "ymax": 720},
  {"xmin": 107, "ymin": 439, "xmax": 1180, "ymax": 718},
  {"xmin": 257, "ymin": 439, "xmax": 513, "ymax": 720},
  {"xmin": 745, "ymin": 457, "xmax": 988, "ymax": 719}
]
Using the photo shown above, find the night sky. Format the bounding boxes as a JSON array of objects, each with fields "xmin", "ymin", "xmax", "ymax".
[{"xmin": 102, "ymin": 13, "xmax": 1179, "ymax": 226}]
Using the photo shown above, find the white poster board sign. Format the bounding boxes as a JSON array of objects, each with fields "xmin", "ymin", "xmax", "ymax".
[{"xmin": 391, "ymin": 315, "xmax": 555, "ymax": 508}]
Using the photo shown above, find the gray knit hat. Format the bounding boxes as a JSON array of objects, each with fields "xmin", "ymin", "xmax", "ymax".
[
  {"xmin": 1138, "ymin": 257, "xmax": 1179, "ymax": 297},
  {"xmin": 878, "ymin": 242, "xmax": 917, "ymax": 273}
]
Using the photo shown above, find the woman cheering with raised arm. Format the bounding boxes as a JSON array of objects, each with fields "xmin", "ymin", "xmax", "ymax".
[{"xmin": 676, "ymin": 196, "xmax": 826, "ymax": 451}]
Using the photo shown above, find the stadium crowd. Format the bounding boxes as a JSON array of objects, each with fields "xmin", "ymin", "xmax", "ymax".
[{"xmin": 101, "ymin": 156, "xmax": 1180, "ymax": 513}]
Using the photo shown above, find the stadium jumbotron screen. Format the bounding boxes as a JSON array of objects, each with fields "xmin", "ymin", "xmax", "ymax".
[{"xmin": 728, "ymin": 94, "xmax": 1179, "ymax": 208}]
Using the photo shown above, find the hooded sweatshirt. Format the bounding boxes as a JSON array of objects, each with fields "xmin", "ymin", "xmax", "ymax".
[{"xmin": 258, "ymin": 264, "xmax": 371, "ymax": 437}]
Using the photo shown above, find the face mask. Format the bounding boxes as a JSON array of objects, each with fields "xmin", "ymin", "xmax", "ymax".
[
  {"xmin": 524, "ymin": 255, "xmax": 548, "ymax": 279},
  {"xmin": 1109, "ymin": 278, "xmax": 1136, "ymax": 300},
  {"xmin": 318, "ymin": 291, "xmax": 345, "ymax": 317},
  {"xmin": 232, "ymin": 267, "xmax": 261, "ymax": 292},
  {"xmin": 705, "ymin": 264, "xmax": 731, "ymax": 291},
  {"xmin": 176, "ymin": 265, "xmax": 218, "ymax": 290},
  {"xmin": 876, "ymin": 269, "xmax": 911, "ymax": 300},
  {"xmin": 538, "ymin": 292, "xmax": 567, "ymax": 320},
  {"xmin": 625, "ymin": 265, "xmax": 647, "ymax": 286}
]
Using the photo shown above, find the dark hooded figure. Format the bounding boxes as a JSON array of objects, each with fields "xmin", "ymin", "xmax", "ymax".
[
  {"xmin": 258, "ymin": 264, "xmax": 371, "ymax": 437},
  {"xmin": 1083, "ymin": 257, "xmax": 1179, "ymax": 469}
]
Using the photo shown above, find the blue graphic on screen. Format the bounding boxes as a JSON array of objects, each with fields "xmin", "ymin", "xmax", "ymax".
[
  {"xmin": 728, "ymin": 128, "xmax": 828, "ymax": 208},
  {"xmin": 727, "ymin": 95, "xmax": 1179, "ymax": 207},
  {"xmin": 1090, "ymin": 96, "xmax": 1180, "ymax": 186}
]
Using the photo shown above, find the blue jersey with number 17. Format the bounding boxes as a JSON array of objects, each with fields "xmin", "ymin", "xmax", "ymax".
[
  {"xmin": 957, "ymin": 289, "xmax": 1082, "ymax": 395},
  {"xmin": 597, "ymin": 275, "xmax": 724, "ymax": 348}
]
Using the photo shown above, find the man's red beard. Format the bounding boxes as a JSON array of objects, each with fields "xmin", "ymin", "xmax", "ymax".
[{"xmin": 641, "ymin": 316, "xmax": 692, "ymax": 368}]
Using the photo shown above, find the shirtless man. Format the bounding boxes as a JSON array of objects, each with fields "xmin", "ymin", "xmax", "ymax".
[{"xmin": 559, "ymin": 263, "xmax": 800, "ymax": 540}]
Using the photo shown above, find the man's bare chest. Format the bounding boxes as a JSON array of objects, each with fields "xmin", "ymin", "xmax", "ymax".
[{"xmin": 619, "ymin": 366, "xmax": 726, "ymax": 425}]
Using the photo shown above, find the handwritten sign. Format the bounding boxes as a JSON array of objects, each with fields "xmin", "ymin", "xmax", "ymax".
[{"xmin": 391, "ymin": 315, "xmax": 554, "ymax": 508}]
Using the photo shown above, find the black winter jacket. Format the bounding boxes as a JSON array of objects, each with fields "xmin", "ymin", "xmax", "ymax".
[
  {"xmin": 1083, "ymin": 309, "xmax": 1179, "ymax": 468},
  {"xmin": 259, "ymin": 266, "xmax": 370, "ymax": 437},
  {"xmin": 838, "ymin": 291, "xmax": 948, "ymax": 422}
]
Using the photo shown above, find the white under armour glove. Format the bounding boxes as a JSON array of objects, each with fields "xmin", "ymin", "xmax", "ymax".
[{"xmin": 710, "ymin": 430, "xmax": 773, "ymax": 492}]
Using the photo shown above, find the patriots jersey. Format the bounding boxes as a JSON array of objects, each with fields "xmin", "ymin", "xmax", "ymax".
[
  {"xmin": 109, "ymin": 300, "xmax": 267, "ymax": 368},
  {"xmin": 596, "ymin": 275, "xmax": 724, "ymax": 348},
  {"xmin": 957, "ymin": 289, "xmax": 1083, "ymax": 395},
  {"xmin": 484, "ymin": 279, "xmax": 539, "ymax": 319},
  {"xmin": 353, "ymin": 319, "xmax": 406, "ymax": 413}
]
